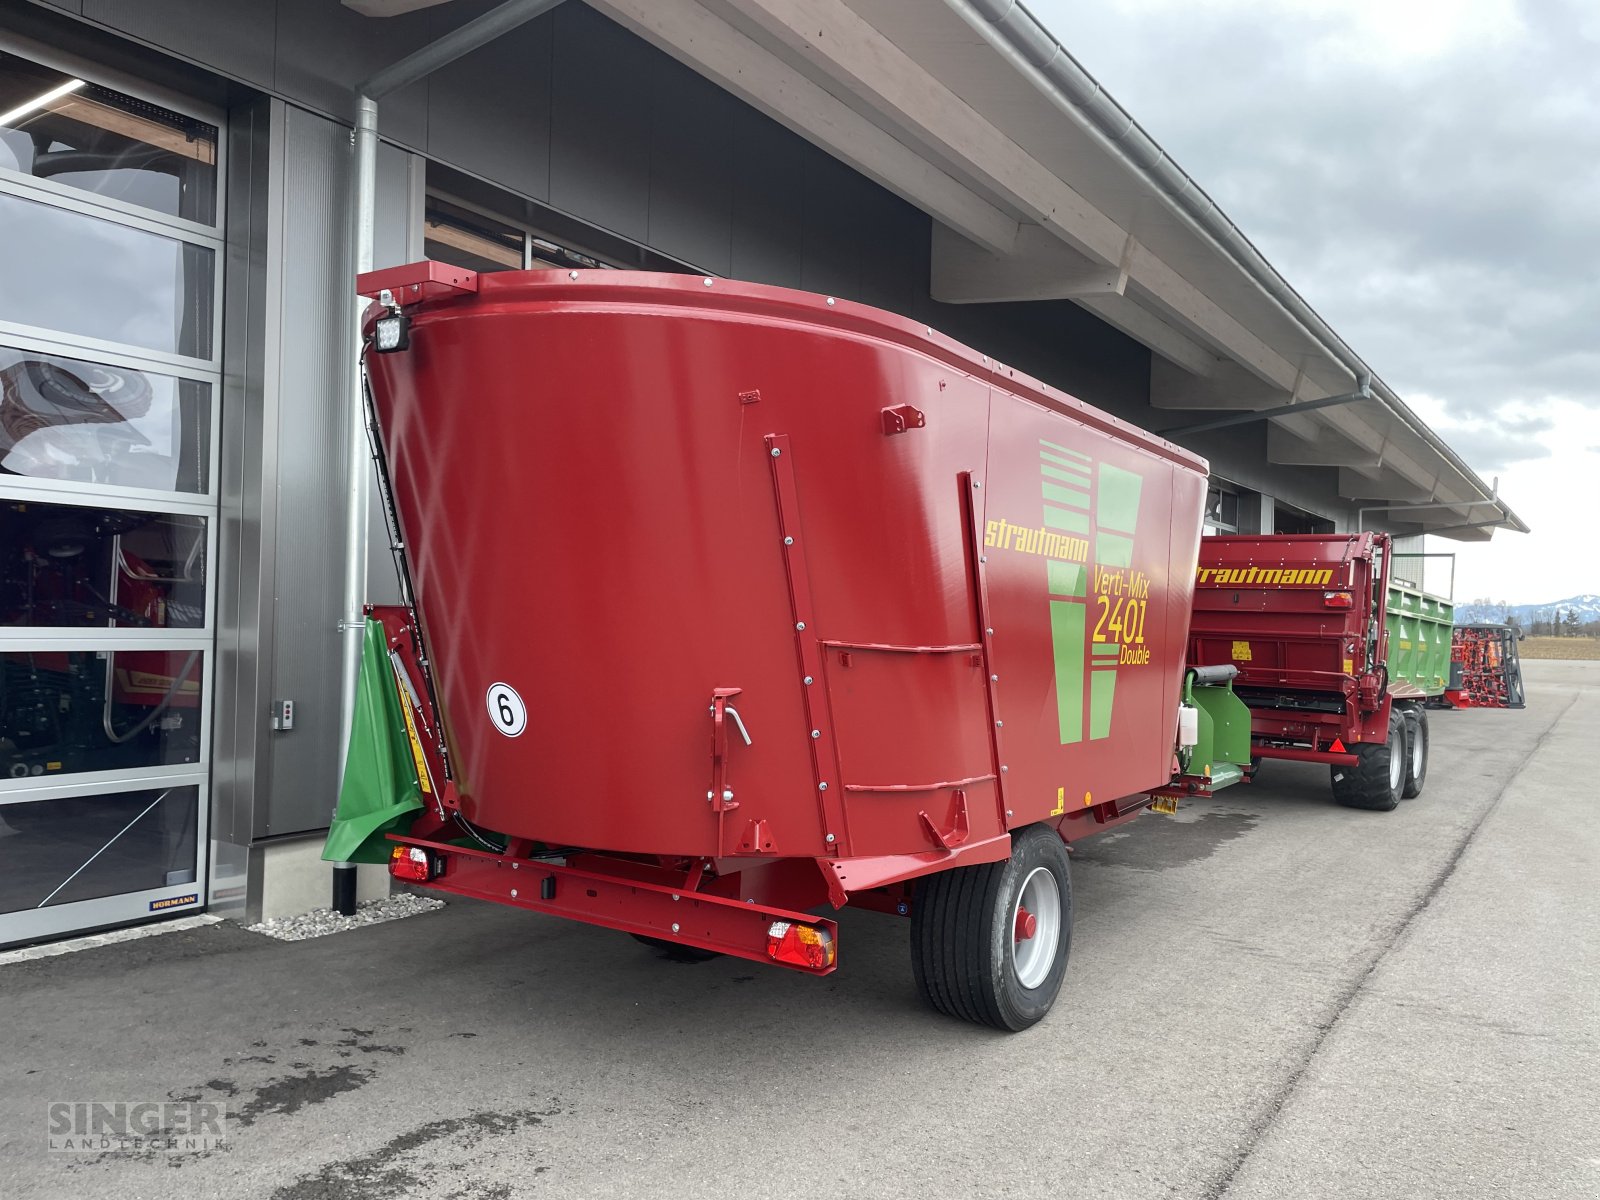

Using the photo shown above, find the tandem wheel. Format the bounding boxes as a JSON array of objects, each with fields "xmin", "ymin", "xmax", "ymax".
[
  {"xmin": 1331, "ymin": 706, "xmax": 1406, "ymax": 812},
  {"xmin": 1401, "ymin": 707, "xmax": 1429, "ymax": 799}
]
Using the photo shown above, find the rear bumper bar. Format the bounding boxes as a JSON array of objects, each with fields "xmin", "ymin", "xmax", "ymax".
[
  {"xmin": 386, "ymin": 835, "xmax": 838, "ymax": 974},
  {"xmin": 1254, "ymin": 745, "xmax": 1359, "ymax": 767}
]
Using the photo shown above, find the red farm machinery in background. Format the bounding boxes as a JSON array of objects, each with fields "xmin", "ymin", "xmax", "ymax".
[
  {"xmin": 1443, "ymin": 624, "xmax": 1527, "ymax": 709},
  {"xmin": 330, "ymin": 261, "xmax": 1252, "ymax": 1031},
  {"xmin": 1187, "ymin": 533, "xmax": 1453, "ymax": 812}
]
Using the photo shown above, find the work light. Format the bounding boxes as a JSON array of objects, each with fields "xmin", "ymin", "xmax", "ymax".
[{"xmin": 374, "ymin": 313, "xmax": 410, "ymax": 352}]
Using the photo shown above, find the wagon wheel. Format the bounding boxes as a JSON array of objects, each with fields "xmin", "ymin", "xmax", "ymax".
[
  {"xmin": 1330, "ymin": 706, "xmax": 1405, "ymax": 811},
  {"xmin": 1401, "ymin": 707, "xmax": 1429, "ymax": 799},
  {"xmin": 909, "ymin": 824, "xmax": 1073, "ymax": 1031}
]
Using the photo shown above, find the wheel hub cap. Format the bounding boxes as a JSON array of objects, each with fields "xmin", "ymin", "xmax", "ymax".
[{"xmin": 1015, "ymin": 907, "xmax": 1038, "ymax": 941}]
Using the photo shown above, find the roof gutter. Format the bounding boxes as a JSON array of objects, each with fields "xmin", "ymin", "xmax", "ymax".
[{"xmin": 944, "ymin": 0, "xmax": 1526, "ymax": 534}]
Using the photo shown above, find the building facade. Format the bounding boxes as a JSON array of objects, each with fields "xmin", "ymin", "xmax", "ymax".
[{"xmin": 0, "ymin": 0, "xmax": 1520, "ymax": 947}]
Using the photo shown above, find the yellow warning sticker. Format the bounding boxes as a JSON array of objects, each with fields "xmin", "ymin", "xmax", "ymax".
[
  {"xmin": 395, "ymin": 676, "xmax": 433, "ymax": 794},
  {"xmin": 1232, "ymin": 641, "xmax": 1252, "ymax": 661},
  {"xmin": 1343, "ymin": 658, "xmax": 1355, "ymax": 674}
]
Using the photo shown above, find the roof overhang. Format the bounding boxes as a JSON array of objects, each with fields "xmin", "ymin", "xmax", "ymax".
[
  {"xmin": 579, "ymin": 0, "xmax": 1525, "ymax": 538},
  {"xmin": 342, "ymin": 0, "xmax": 459, "ymax": 15}
]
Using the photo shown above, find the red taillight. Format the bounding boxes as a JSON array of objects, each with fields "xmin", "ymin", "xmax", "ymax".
[
  {"xmin": 1323, "ymin": 591, "xmax": 1353, "ymax": 608},
  {"xmin": 766, "ymin": 920, "xmax": 836, "ymax": 970},
  {"xmin": 389, "ymin": 844, "xmax": 437, "ymax": 882}
]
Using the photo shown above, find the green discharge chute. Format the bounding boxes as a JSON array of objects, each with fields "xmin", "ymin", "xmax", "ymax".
[{"xmin": 322, "ymin": 618, "xmax": 426, "ymax": 864}]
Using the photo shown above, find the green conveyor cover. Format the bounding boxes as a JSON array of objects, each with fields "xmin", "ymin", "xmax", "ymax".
[{"xmin": 322, "ymin": 618, "xmax": 425, "ymax": 864}]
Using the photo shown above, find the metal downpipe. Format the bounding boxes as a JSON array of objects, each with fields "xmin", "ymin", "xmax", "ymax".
[
  {"xmin": 334, "ymin": 94, "xmax": 379, "ymax": 915},
  {"xmin": 335, "ymin": 0, "xmax": 567, "ymax": 915}
]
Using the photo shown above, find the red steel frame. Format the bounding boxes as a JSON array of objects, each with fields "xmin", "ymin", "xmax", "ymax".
[{"xmin": 386, "ymin": 833, "xmax": 839, "ymax": 974}]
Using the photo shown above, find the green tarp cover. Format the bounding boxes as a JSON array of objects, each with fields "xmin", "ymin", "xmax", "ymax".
[{"xmin": 322, "ymin": 618, "xmax": 425, "ymax": 864}]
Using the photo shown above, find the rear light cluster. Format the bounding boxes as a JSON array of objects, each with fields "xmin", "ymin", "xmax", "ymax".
[
  {"xmin": 1323, "ymin": 591, "xmax": 1353, "ymax": 608},
  {"xmin": 389, "ymin": 844, "xmax": 440, "ymax": 883},
  {"xmin": 766, "ymin": 920, "xmax": 836, "ymax": 970}
]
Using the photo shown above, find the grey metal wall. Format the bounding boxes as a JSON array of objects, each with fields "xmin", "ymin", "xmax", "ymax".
[
  {"xmin": 211, "ymin": 93, "xmax": 274, "ymax": 911},
  {"xmin": 1389, "ymin": 534, "xmax": 1426, "ymax": 588},
  {"xmin": 254, "ymin": 110, "xmax": 419, "ymax": 839},
  {"xmin": 209, "ymin": 91, "xmax": 422, "ymax": 854}
]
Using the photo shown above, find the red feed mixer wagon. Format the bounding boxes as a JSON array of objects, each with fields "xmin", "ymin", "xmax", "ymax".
[{"xmin": 330, "ymin": 261, "xmax": 1250, "ymax": 1030}]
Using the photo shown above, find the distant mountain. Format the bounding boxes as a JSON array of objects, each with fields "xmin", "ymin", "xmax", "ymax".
[{"xmin": 1455, "ymin": 594, "xmax": 1600, "ymax": 625}]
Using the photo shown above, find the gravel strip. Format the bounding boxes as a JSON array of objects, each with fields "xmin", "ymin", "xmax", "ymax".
[{"xmin": 246, "ymin": 892, "xmax": 445, "ymax": 941}]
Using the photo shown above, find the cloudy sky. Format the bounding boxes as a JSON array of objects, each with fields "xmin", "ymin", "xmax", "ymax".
[{"xmin": 1026, "ymin": 0, "xmax": 1599, "ymax": 604}]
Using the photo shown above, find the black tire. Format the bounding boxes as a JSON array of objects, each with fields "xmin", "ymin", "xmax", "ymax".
[
  {"xmin": 1330, "ymin": 706, "xmax": 1405, "ymax": 811},
  {"xmin": 909, "ymin": 824, "xmax": 1072, "ymax": 1031},
  {"xmin": 629, "ymin": 934, "xmax": 722, "ymax": 963},
  {"xmin": 1401, "ymin": 707, "xmax": 1428, "ymax": 799}
]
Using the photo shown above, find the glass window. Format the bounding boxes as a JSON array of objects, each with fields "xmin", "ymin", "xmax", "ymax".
[
  {"xmin": 0, "ymin": 500, "xmax": 206, "ymax": 628},
  {"xmin": 0, "ymin": 784, "xmax": 200, "ymax": 912},
  {"xmin": 424, "ymin": 198, "xmax": 524, "ymax": 274},
  {"xmin": 0, "ymin": 192, "xmax": 214, "ymax": 358},
  {"xmin": 0, "ymin": 345, "xmax": 209, "ymax": 492},
  {"xmin": 1273, "ymin": 504, "xmax": 1335, "ymax": 536},
  {"xmin": 0, "ymin": 53, "xmax": 217, "ymax": 224},
  {"xmin": 1, "ymin": 648, "xmax": 204, "ymax": 779},
  {"xmin": 529, "ymin": 235, "xmax": 608, "ymax": 271},
  {"xmin": 1204, "ymin": 484, "xmax": 1238, "ymax": 534}
]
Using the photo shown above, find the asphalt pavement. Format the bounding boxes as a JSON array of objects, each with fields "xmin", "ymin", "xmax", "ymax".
[{"xmin": 2, "ymin": 659, "xmax": 1595, "ymax": 1199}]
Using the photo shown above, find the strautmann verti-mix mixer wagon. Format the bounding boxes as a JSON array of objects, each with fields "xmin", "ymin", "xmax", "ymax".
[{"xmin": 326, "ymin": 262, "xmax": 1252, "ymax": 1031}]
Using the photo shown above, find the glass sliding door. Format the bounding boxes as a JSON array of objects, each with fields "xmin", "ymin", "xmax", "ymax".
[{"xmin": 0, "ymin": 46, "xmax": 221, "ymax": 947}]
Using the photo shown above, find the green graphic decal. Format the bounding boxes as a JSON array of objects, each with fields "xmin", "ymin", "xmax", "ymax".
[
  {"xmin": 1089, "ymin": 669, "xmax": 1117, "ymax": 740},
  {"xmin": 1096, "ymin": 464, "xmax": 1143, "ymax": 532},
  {"xmin": 985, "ymin": 440, "xmax": 1149, "ymax": 747},
  {"xmin": 1047, "ymin": 560, "xmax": 1086, "ymax": 597},
  {"xmin": 1040, "ymin": 443, "xmax": 1146, "ymax": 744},
  {"xmin": 1049, "ymin": 600, "xmax": 1085, "ymax": 744}
]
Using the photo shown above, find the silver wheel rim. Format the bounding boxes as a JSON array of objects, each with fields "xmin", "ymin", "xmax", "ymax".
[
  {"xmin": 1411, "ymin": 722, "xmax": 1424, "ymax": 777},
  {"xmin": 1389, "ymin": 726, "xmax": 1404, "ymax": 792},
  {"xmin": 1010, "ymin": 865, "xmax": 1062, "ymax": 990}
]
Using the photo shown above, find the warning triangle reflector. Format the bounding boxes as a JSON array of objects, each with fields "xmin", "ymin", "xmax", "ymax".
[{"xmin": 1329, "ymin": 739, "xmax": 1347, "ymax": 753}]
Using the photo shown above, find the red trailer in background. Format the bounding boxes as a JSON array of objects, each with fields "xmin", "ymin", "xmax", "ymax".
[
  {"xmin": 336, "ymin": 262, "xmax": 1249, "ymax": 1030},
  {"xmin": 1188, "ymin": 533, "xmax": 1438, "ymax": 811}
]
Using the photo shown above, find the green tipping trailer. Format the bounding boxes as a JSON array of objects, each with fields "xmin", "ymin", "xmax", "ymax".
[{"xmin": 1386, "ymin": 581, "xmax": 1454, "ymax": 700}]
